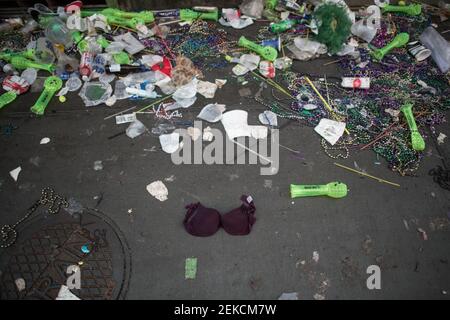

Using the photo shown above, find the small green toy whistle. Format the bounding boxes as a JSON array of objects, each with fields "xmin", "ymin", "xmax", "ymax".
[
  {"xmin": 238, "ymin": 36, "xmax": 278, "ymax": 61},
  {"xmin": 290, "ymin": 182, "xmax": 348, "ymax": 199},
  {"xmin": 382, "ymin": 4, "xmax": 421, "ymax": 16},
  {"xmin": 30, "ymin": 76, "xmax": 62, "ymax": 116},
  {"xmin": 401, "ymin": 103, "xmax": 425, "ymax": 151},
  {"xmin": 371, "ymin": 32, "xmax": 409, "ymax": 61}
]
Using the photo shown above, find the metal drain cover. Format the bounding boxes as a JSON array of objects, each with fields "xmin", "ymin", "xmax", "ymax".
[{"xmin": 0, "ymin": 208, "xmax": 131, "ymax": 300}]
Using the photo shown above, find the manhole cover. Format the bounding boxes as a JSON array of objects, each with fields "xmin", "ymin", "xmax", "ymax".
[{"xmin": 0, "ymin": 208, "xmax": 131, "ymax": 300}]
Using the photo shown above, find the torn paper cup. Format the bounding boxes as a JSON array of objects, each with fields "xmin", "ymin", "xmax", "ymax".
[
  {"xmin": 197, "ymin": 80, "xmax": 218, "ymax": 99},
  {"xmin": 146, "ymin": 180, "xmax": 168, "ymax": 201},
  {"xmin": 173, "ymin": 79, "xmax": 198, "ymax": 100},
  {"xmin": 239, "ymin": 54, "xmax": 260, "ymax": 71},
  {"xmin": 159, "ymin": 132, "xmax": 181, "ymax": 153},
  {"xmin": 314, "ymin": 118, "xmax": 346, "ymax": 145},
  {"xmin": 197, "ymin": 103, "xmax": 226, "ymax": 123},
  {"xmin": 221, "ymin": 110, "xmax": 252, "ymax": 139},
  {"xmin": 215, "ymin": 79, "xmax": 227, "ymax": 88},
  {"xmin": 126, "ymin": 120, "xmax": 147, "ymax": 139}
]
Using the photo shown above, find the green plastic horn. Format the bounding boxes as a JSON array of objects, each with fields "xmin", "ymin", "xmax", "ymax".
[
  {"xmin": 102, "ymin": 8, "xmax": 154, "ymax": 23},
  {"xmin": 371, "ymin": 32, "xmax": 409, "ymax": 61},
  {"xmin": 82, "ymin": 8, "xmax": 155, "ymax": 23},
  {"xmin": 290, "ymin": 182, "xmax": 348, "ymax": 199},
  {"xmin": 179, "ymin": 8, "xmax": 219, "ymax": 21},
  {"xmin": 0, "ymin": 91, "xmax": 18, "ymax": 110},
  {"xmin": 0, "ymin": 49, "xmax": 36, "ymax": 62},
  {"xmin": 30, "ymin": 76, "xmax": 62, "ymax": 116},
  {"xmin": 238, "ymin": 36, "xmax": 278, "ymax": 61},
  {"xmin": 10, "ymin": 56, "xmax": 55, "ymax": 72},
  {"xmin": 401, "ymin": 103, "xmax": 425, "ymax": 151},
  {"xmin": 382, "ymin": 4, "xmax": 421, "ymax": 16}
]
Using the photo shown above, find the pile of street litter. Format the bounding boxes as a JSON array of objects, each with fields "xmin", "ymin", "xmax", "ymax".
[{"xmin": 0, "ymin": 0, "xmax": 449, "ymax": 180}]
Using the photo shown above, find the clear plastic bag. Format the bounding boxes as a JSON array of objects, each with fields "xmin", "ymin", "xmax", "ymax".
[{"xmin": 79, "ymin": 82, "xmax": 113, "ymax": 107}]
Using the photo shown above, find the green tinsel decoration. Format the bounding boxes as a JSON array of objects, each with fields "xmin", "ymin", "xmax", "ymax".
[{"xmin": 313, "ymin": 3, "xmax": 352, "ymax": 54}]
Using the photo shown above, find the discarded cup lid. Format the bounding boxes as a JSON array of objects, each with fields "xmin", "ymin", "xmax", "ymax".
[
  {"xmin": 21, "ymin": 68, "xmax": 37, "ymax": 85},
  {"xmin": 66, "ymin": 76, "xmax": 82, "ymax": 91}
]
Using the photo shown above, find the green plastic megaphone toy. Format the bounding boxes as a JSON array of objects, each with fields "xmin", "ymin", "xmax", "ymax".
[
  {"xmin": 179, "ymin": 8, "xmax": 219, "ymax": 21},
  {"xmin": 10, "ymin": 56, "xmax": 55, "ymax": 72},
  {"xmin": 371, "ymin": 32, "xmax": 409, "ymax": 61},
  {"xmin": 30, "ymin": 76, "xmax": 62, "ymax": 116},
  {"xmin": 238, "ymin": 36, "xmax": 278, "ymax": 61},
  {"xmin": 290, "ymin": 182, "xmax": 348, "ymax": 199},
  {"xmin": 382, "ymin": 4, "xmax": 421, "ymax": 16},
  {"xmin": 401, "ymin": 103, "xmax": 425, "ymax": 151},
  {"xmin": 0, "ymin": 91, "xmax": 18, "ymax": 110}
]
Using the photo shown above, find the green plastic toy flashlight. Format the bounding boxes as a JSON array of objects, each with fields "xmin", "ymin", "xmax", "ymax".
[
  {"xmin": 290, "ymin": 182, "xmax": 348, "ymax": 199},
  {"xmin": 238, "ymin": 36, "xmax": 278, "ymax": 61}
]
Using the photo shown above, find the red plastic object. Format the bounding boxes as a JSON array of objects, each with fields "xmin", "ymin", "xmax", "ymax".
[
  {"xmin": 2, "ymin": 75, "xmax": 30, "ymax": 94},
  {"xmin": 151, "ymin": 56, "xmax": 172, "ymax": 77},
  {"xmin": 65, "ymin": 1, "xmax": 83, "ymax": 13}
]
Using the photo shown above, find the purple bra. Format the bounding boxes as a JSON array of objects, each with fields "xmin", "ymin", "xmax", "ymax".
[{"xmin": 183, "ymin": 195, "xmax": 256, "ymax": 237}]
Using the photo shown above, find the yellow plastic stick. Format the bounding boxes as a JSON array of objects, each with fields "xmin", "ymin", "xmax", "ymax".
[
  {"xmin": 334, "ymin": 162, "xmax": 400, "ymax": 187},
  {"xmin": 304, "ymin": 76, "xmax": 349, "ymax": 135}
]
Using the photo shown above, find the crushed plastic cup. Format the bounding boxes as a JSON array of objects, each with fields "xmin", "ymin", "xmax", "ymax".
[
  {"xmin": 45, "ymin": 17, "xmax": 73, "ymax": 47},
  {"xmin": 21, "ymin": 68, "xmax": 37, "ymax": 85},
  {"xmin": 173, "ymin": 79, "xmax": 198, "ymax": 100},
  {"xmin": 65, "ymin": 76, "xmax": 82, "ymax": 91},
  {"xmin": 159, "ymin": 132, "xmax": 181, "ymax": 153},
  {"xmin": 419, "ymin": 27, "xmax": 450, "ymax": 73},
  {"xmin": 106, "ymin": 41, "xmax": 126, "ymax": 54},
  {"xmin": 239, "ymin": 54, "xmax": 260, "ymax": 71},
  {"xmin": 141, "ymin": 54, "xmax": 163, "ymax": 67},
  {"xmin": 151, "ymin": 123, "xmax": 176, "ymax": 135},
  {"xmin": 113, "ymin": 32, "xmax": 145, "ymax": 55},
  {"xmin": 35, "ymin": 37, "xmax": 56, "ymax": 64},
  {"xmin": 99, "ymin": 73, "xmax": 116, "ymax": 84},
  {"xmin": 113, "ymin": 80, "xmax": 130, "ymax": 100},
  {"xmin": 126, "ymin": 119, "xmax": 147, "ymax": 139},
  {"xmin": 351, "ymin": 20, "xmax": 377, "ymax": 44},
  {"xmin": 79, "ymin": 82, "xmax": 112, "ymax": 107},
  {"xmin": 197, "ymin": 103, "xmax": 226, "ymax": 122}
]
